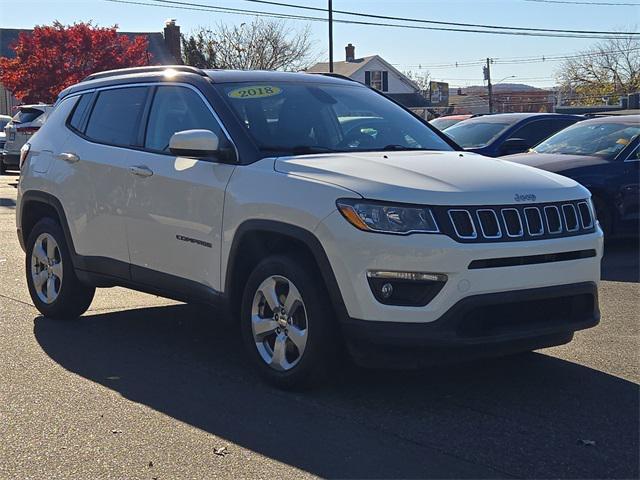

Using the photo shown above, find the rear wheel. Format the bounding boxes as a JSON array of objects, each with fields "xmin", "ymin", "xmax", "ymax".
[
  {"xmin": 240, "ymin": 255, "xmax": 338, "ymax": 389},
  {"xmin": 26, "ymin": 218, "xmax": 95, "ymax": 319}
]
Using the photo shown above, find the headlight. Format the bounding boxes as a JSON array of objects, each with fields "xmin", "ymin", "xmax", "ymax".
[{"xmin": 336, "ymin": 199, "xmax": 439, "ymax": 234}]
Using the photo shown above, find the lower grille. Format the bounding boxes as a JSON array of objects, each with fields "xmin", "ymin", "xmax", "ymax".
[{"xmin": 468, "ymin": 249, "xmax": 597, "ymax": 269}]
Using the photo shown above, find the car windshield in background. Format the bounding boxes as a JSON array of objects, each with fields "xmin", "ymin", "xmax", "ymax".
[
  {"xmin": 534, "ymin": 122, "xmax": 640, "ymax": 160},
  {"xmin": 216, "ymin": 82, "xmax": 453, "ymax": 156},
  {"xmin": 430, "ymin": 117, "xmax": 463, "ymax": 130},
  {"xmin": 444, "ymin": 121, "xmax": 511, "ymax": 148},
  {"xmin": 11, "ymin": 108, "xmax": 44, "ymax": 124}
]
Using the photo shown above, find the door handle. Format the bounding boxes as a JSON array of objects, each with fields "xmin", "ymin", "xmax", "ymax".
[
  {"xmin": 129, "ymin": 165, "xmax": 154, "ymax": 178},
  {"xmin": 57, "ymin": 152, "xmax": 80, "ymax": 163}
]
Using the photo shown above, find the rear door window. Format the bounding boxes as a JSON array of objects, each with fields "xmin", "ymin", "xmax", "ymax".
[{"xmin": 85, "ymin": 87, "xmax": 149, "ymax": 147}]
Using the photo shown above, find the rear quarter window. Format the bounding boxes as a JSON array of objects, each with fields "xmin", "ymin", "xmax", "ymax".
[{"xmin": 68, "ymin": 94, "xmax": 94, "ymax": 132}]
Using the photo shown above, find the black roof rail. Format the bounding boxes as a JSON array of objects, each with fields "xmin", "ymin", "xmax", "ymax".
[
  {"xmin": 82, "ymin": 65, "xmax": 207, "ymax": 82},
  {"xmin": 307, "ymin": 72, "xmax": 357, "ymax": 83}
]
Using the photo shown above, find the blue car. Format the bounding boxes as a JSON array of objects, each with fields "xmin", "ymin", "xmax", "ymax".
[
  {"xmin": 444, "ymin": 113, "xmax": 583, "ymax": 157},
  {"xmin": 502, "ymin": 115, "xmax": 640, "ymax": 238}
]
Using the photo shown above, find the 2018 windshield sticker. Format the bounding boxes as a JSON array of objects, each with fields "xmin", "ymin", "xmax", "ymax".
[{"xmin": 228, "ymin": 85, "xmax": 282, "ymax": 99}]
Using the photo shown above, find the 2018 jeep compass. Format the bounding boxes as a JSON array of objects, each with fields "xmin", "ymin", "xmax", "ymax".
[{"xmin": 16, "ymin": 66, "xmax": 602, "ymax": 387}]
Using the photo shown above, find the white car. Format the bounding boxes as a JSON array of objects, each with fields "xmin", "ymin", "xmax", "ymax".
[
  {"xmin": 2, "ymin": 104, "xmax": 52, "ymax": 174},
  {"xmin": 0, "ymin": 114, "xmax": 11, "ymax": 165},
  {"xmin": 16, "ymin": 67, "xmax": 603, "ymax": 387}
]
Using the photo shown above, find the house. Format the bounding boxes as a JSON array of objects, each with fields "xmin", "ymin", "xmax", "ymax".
[
  {"xmin": 306, "ymin": 44, "xmax": 429, "ymax": 108},
  {"xmin": 0, "ymin": 20, "xmax": 182, "ymax": 115}
]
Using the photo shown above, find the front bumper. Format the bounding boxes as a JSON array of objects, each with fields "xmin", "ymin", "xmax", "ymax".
[{"xmin": 343, "ymin": 282, "xmax": 599, "ymax": 367}]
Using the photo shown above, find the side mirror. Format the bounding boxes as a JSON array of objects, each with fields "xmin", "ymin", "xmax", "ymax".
[
  {"xmin": 500, "ymin": 137, "xmax": 528, "ymax": 156},
  {"xmin": 169, "ymin": 129, "xmax": 235, "ymax": 162}
]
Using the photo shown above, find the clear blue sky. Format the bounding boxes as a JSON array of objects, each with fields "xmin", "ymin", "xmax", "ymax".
[{"xmin": 0, "ymin": 0, "xmax": 638, "ymax": 88}]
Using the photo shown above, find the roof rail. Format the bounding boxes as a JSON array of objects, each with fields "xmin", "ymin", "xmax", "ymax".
[
  {"xmin": 82, "ymin": 65, "xmax": 206, "ymax": 82},
  {"xmin": 307, "ymin": 72, "xmax": 357, "ymax": 83}
]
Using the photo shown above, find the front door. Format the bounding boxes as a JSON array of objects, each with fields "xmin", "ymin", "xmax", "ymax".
[{"xmin": 125, "ymin": 84, "xmax": 236, "ymax": 293}]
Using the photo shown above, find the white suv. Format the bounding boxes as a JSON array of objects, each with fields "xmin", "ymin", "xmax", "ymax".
[{"xmin": 17, "ymin": 66, "xmax": 603, "ymax": 387}]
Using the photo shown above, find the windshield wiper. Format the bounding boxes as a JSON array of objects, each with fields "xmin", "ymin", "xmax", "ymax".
[
  {"xmin": 381, "ymin": 144, "xmax": 432, "ymax": 151},
  {"xmin": 260, "ymin": 145, "xmax": 338, "ymax": 154}
]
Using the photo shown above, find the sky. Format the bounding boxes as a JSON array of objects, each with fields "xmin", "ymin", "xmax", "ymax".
[{"xmin": 0, "ymin": 0, "xmax": 638, "ymax": 89}]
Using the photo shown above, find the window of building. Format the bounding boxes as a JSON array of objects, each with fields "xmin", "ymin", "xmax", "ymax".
[{"xmin": 365, "ymin": 71, "xmax": 389, "ymax": 92}]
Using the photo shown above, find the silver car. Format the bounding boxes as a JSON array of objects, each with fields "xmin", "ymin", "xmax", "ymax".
[{"xmin": 2, "ymin": 105, "xmax": 52, "ymax": 174}]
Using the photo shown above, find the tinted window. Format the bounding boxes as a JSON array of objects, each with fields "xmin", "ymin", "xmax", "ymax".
[
  {"xmin": 445, "ymin": 121, "xmax": 511, "ymax": 148},
  {"xmin": 534, "ymin": 121, "xmax": 640, "ymax": 160},
  {"xmin": 12, "ymin": 108, "xmax": 44, "ymax": 124},
  {"xmin": 145, "ymin": 86, "xmax": 225, "ymax": 152},
  {"xmin": 509, "ymin": 119, "xmax": 578, "ymax": 148},
  {"xmin": 430, "ymin": 117, "xmax": 464, "ymax": 130},
  {"xmin": 85, "ymin": 87, "xmax": 148, "ymax": 147},
  {"xmin": 216, "ymin": 82, "xmax": 453, "ymax": 157},
  {"xmin": 68, "ymin": 94, "xmax": 93, "ymax": 132}
]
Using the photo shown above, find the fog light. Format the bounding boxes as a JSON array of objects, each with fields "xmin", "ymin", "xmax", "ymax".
[
  {"xmin": 366, "ymin": 270, "xmax": 447, "ymax": 307},
  {"xmin": 381, "ymin": 282, "xmax": 394, "ymax": 299}
]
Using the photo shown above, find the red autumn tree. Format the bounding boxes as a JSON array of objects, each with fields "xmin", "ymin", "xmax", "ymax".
[{"xmin": 0, "ymin": 22, "xmax": 151, "ymax": 104}]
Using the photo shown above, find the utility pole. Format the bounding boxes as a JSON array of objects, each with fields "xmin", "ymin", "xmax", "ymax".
[
  {"xmin": 483, "ymin": 58, "xmax": 493, "ymax": 114},
  {"xmin": 328, "ymin": 0, "xmax": 334, "ymax": 72}
]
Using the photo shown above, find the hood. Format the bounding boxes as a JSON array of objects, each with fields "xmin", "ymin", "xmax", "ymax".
[
  {"xmin": 501, "ymin": 152, "xmax": 609, "ymax": 173},
  {"xmin": 275, "ymin": 151, "xmax": 589, "ymax": 205}
]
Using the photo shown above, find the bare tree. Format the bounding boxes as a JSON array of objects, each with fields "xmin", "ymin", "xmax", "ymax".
[
  {"xmin": 402, "ymin": 70, "xmax": 431, "ymax": 94},
  {"xmin": 556, "ymin": 35, "xmax": 640, "ymax": 105},
  {"xmin": 182, "ymin": 18, "xmax": 316, "ymax": 71}
]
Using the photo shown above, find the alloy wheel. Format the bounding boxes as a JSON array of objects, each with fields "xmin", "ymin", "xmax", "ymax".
[
  {"xmin": 251, "ymin": 275, "xmax": 309, "ymax": 371},
  {"xmin": 31, "ymin": 233, "xmax": 63, "ymax": 304}
]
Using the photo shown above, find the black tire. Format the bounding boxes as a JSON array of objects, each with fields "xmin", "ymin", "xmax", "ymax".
[
  {"xmin": 0, "ymin": 159, "xmax": 6, "ymax": 175},
  {"xmin": 592, "ymin": 196, "xmax": 612, "ymax": 239},
  {"xmin": 26, "ymin": 217, "xmax": 95, "ymax": 319},
  {"xmin": 240, "ymin": 254, "xmax": 338, "ymax": 389}
]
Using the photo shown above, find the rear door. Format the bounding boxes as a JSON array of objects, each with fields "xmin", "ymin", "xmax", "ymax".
[
  {"xmin": 54, "ymin": 86, "xmax": 151, "ymax": 272},
  {"xmin": 125, "ymin": 84, "xmax": 236, "ymax": 292}
]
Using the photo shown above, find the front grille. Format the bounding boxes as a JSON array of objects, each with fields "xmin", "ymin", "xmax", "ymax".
[{"xmin": 434, "ymin": 200, "xmax": 596, "ymax": 243}]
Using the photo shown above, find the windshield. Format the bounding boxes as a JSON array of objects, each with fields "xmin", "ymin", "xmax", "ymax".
[
  {"xmin": 534, "ymin": 121, "xmax": 640, "ymax": 160},
  {"xmin": 444, "ymin": 121, "xmax": 512, "ymax": 148},
  {"xmin": 430, "ymin": 117, "xmax": 464, "ymax": 130},
  {"xmin": 217, "ymin": 82, "xmax": 453, "ymax": 156}
]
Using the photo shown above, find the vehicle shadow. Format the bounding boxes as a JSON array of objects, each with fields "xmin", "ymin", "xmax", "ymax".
[
  {"xmin": 33, "ymin": 304, "xmax": 639, "ymax": 479},
  {"xmin": 601, "ymin": 238, "xmax": 639, "ymax": 282}
]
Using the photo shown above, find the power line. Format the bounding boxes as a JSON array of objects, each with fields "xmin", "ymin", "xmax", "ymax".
[
  {"xmin": 523, "ymin": 0, "xmax": 639, "ymax": 6},
  {"xmin": 234, "ymin": 0, "xmax": 639, "ymax": 36},
  {"xmin": 396, "ymin": 47, "xmax": 640, "ymax": 69},
  {"xmin": 110, "ymin": 0, "xmax": 637, "ymax": 39}
]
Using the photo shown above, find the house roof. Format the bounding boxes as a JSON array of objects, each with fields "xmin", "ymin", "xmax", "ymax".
[
  {"xmin": 0, "ymin": 28, "xmax": 175, "ymax": 64},
  {"xmin": 306, "ymin": 54, "xmax": 420, "ymax": 92}
]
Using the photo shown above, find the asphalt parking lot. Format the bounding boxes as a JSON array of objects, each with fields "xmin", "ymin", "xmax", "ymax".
[{"xmin": 0, "ymin": 171, "xmax": 638, "ymax": 479}]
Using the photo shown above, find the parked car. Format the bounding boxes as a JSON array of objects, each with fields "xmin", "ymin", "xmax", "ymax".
[
  {"xmin": 17, "ymin": 66, "xmax": 602, "ymax": 388},
  {"xmin": 502, "ymin": 115, "xmax": 640, "ymax": 238},
  {"xmin": 443, "ymin": 113, "xmax": 583, "ymax": 157},
  {"xmin": 429, "ymin": 114, "xmax": 474, "ymax": 131},
  {"xmin": 2, "ymin": 104, "xmax": 52, "ymax": 174},
  {"xmin": 0, "ymin": 114, "xmax": 11, "ymax": 161}
]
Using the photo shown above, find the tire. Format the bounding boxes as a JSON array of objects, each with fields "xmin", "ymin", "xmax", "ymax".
[
  {"xmin": 25, "ymin": 217, "xmax": 95, "ymax": 319},
  {"xmin": 592, "ymin": 196, "xmax": 612, "ymax": 239},
  {"xmin": 0, "ymin": 159, "xmax": 6, "ymax": 175},
  {"xmin": 240, "ymin": 254, "xmax": 338, "ymax": 389}
]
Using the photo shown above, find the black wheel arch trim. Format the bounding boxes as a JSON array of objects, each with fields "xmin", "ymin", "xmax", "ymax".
[{"xmin": 225, "ymin": 219, "xmax": 350, "ymax": 322}]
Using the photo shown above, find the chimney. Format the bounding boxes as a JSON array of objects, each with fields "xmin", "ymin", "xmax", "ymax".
[
  {"xmin": 164, "ymin": 19, "xmax": 183, "ymax": 65},
  {"xmin": 345, "ymin": 43, "xmax": 355, "ymax": 62}
]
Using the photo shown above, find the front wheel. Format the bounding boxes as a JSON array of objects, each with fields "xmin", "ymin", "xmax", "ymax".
[
  {"xmin": 26, "ymin": 218, "xmax": 95, "ymax": 319},
  {"xmin": 240, "ymin": 255, "xmax": 338, "ymax": 389}
]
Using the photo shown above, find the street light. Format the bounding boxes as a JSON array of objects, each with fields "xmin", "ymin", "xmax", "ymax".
[{"xmin": 495, "ymin": 75, "xmax": 516, "ymax": 85}]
